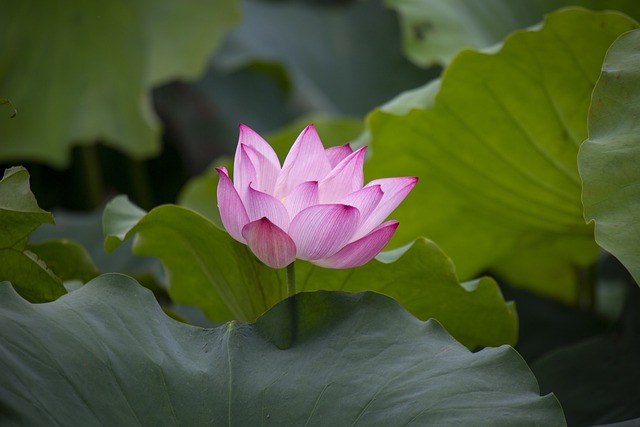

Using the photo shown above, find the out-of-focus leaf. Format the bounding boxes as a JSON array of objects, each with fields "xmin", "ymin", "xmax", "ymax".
[
  {"xmin": 578, "ymin": 29, "xmax": 640, "ymax": 286},
  {"xmin": 0, "ymin": 0, "xmax": 241, "ymax": 166},
  {"xmin": 0, "ymin": 97, "xmax": 17, "ymax": 118},
  {"xmin": 0, "ymin": 167, "xmax": 65, "ymax": 302},
  {"xmin": 388, "ymin": 0, "xmax": 640, "ymax": 66},
  {"xmin": 0, "ymin": 274, "xmax": 565, "ymax": 426},
  {"xmin": 30, "ymin": 206, "xmax": 160, "ymax": 277},
  {"xmin": 365, "ymin": 9, "xmax": 638, "ymax": 302},
  {"xmin": 104, "ymin": 197, "xmax": 516, "ymax": 348},
  {"xmin": 532, "ymin": 283, "xmax": 640, "ymax": 425},
  {"xmin": 214, "ymin": 0, "xmax": 432, "ymax": 116}
]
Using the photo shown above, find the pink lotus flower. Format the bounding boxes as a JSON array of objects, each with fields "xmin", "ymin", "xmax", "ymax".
[{"xmin": 216, "ymin": 124, "xmax": 417, "ymax": 269}]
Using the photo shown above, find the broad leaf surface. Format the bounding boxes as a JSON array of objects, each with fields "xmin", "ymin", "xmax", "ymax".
[
  {"xmin": 0, "ymin": 274, "xmax": 565, "ymax": 426},
  {"xmin": 0, "ymin": 0, "xmax": 240, "ymax": 166},
  {"xmin": 104, "ymin": 197, "xmax": 517, "ymax": 348},
  {"xmin": 578, "ymin": 29, "xmax": 640, "ymax": 286},
  {"xmin": 0, "ymin": 167, "xmax": 65, "ymax": 302},
  {"xmin": 365, "ymin": 9, "xmax": 638, "ymax": 302},
  {"xmin": 388, "ymin": 0, "xmax": 640, "ymax": 66}
]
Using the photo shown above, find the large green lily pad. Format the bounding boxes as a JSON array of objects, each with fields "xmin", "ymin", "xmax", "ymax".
[
  {"xmin": 0, "ymin": 0, "xmax": 240, "ymax": 167},
  {"xmin": 365, "ymin": 8, "xmax": 638, "ymax": 302},
  {"xmin": 104, "ymin": 196, "xmax": 517, "ymax": 348},
  {"xmin": 578, "ymin": 29, "xmax": 640, "ymax": 286},
  {"xmin": 0, "ymin": 274, "xmax": 564, "ymax": 426}
]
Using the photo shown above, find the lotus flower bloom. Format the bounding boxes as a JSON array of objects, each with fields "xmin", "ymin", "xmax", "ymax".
[{"xmin": 216, "ymin": 124, "xmax": 417, "ymax": 269}]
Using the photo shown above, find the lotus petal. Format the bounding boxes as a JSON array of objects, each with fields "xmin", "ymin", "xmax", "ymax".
[
  {"xmin": 241, "ymin": 218, "xmax": 296, "ymax": 269},
  {"xmin": 289, "ymin": 204, "xmax": 360, "ymax": 260},
  {"xmin": 355, "ymin": 177, "xmax": 418, "ymax": 240},
  {"xmin": 318, "ymin": 147, "xmax": 366, "ymax": 203},
  {"xmin": 283, "ymin": 181, "xmax": 320, "ymax": 221},
  {"xmin": 275, "ymin": 125, "xmax": 332, "ymax": 199},
  {"xmin": 216, "ymin": 167, "xmax": 249, "ymax": 243},
  {"xmin": 246, "ymin": 185, "xmax": 290, "ymax": 232},
  {"xmin": 315, "ymin": 221, "xmax": 399, "ymax": 269}
]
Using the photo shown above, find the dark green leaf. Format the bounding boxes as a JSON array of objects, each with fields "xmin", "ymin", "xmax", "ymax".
[
  {"xmin": 0, "ymin": 274, "xmax": 565, "ymax": 426},
  {"xmin": 532, "ymin": 284, "xmax": 640, "ymax": 425},
  {"xmin": 578, "ymin": 29, "xmax": 640, "ymax": 286}
]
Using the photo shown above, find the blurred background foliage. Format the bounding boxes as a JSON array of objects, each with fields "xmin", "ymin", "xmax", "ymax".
[{"xmin": 2, "ymin": 1, "xmax": 640, "ymax": 424}]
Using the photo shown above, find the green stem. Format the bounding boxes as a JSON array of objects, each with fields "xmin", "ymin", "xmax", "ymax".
[{"xmin": 286, "ymin": 262, "xmax": 297, "ymax": 298}]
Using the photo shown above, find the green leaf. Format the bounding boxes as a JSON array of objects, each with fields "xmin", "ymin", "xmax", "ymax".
[
  {"xmin": 0, "ymin": 167, "xmax": 53, "ymax": 248},
  {"xmin": 104, "ymin": 197, "xmax": 284, "ymax": 322},
  {"xmin": 0, "ymin": 248, "xmax": 64, "ymax": 303},
  {"xmin": 105, "ymin": 197, "xmax": 516, "ymax": 348},
  {"xmin": 578, "ymin": 29, "xmax": 640, "ymax": 286},
  {"xmin": 214, "ymin": 0, "xmax": 431, "ymax": 115},
  {"xmin": 0, "ymin": 0, "xmax": 241, "ymax": 167},
  {"xmin": 365, "ymin": 8, "xmax": 638, "ymax": 302},
  {"xmin": 27, "ymin": 240, "xmax": 99, "ymax": 284},
  {"xmin": 298, "ymin": 238, "xmax": 518, "ymax": 348},
  {"xmin": 388, "ymin": 0, "xmax": 640, "ymax": 66},
  {"xmin": 0, "ymin": 167, "xmax": 65, "ymax": 302},
  {"xmin": 0, "ymin": 274, "xmax": 565, "ymax": 426}
]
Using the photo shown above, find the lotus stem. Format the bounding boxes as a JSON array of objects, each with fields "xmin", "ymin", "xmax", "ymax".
[{"xmin": 286, "ymin": 262, "xmax": 296, "ymax": 298}]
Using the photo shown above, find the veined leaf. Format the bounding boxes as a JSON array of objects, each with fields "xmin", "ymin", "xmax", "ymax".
[
  {"xmin": 0, "ymin": 274, "xmax": 565, "ymax": 426},
  {"xmin": 365, "ymin": 8, "xmax": 638, "ymax": 302}
]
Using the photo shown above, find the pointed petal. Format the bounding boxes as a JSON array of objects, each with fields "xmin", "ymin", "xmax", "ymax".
[
  {"xmin": 318, "ymin": 147, "xmax": 366, "ymax": 203},
  {"xmin": 242, "ymin": 218, "xmax": 296, "ymax": 269},
  {"xmin": 236, "ymin": 125, "xmax": 281, "ymax": 194},
  {"xmin": 233, "ymin": 144, "xmax": 257, "ymax": 202},
  {"xmin": 238, "ymin": 123, "xmax": 281, "ymax": 168},
  {"xmin": 289, "ymin": 204, "xmax": 360, "ymax": 261},
  {"xmin": 216, "ymin": 167, "xmax": 249, "ymax": 243},
  {"xmin": 275, "ymin": 124, "xmax": 331, "ymax": 199},
  {"xmin": 314, "ymin": 221, "xmax": 399, "ymax": 269},
  {"xmin": 325, "ymin": 144, "xmax": 353, "ymax": 168},
  {"xmin": 283, "ymin": 181, "xmax": 319, "ymax": 220},
  {"xmin": 355, "ymin": 177, "xmax": 418, "ymax": 240},
  {"xmin": 245, "ymin": 185, "xmax": 290, "ymax": 232},
  {"xmin": 339, "ymin": 185, "xmax": 383, "ymax": 229}
]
